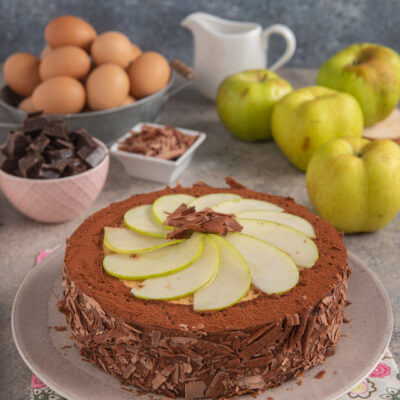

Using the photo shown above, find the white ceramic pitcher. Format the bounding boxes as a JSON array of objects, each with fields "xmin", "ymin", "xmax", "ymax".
[{"xmin": 181, "ymin": 12, "xmax": 296, "ymax": 100}]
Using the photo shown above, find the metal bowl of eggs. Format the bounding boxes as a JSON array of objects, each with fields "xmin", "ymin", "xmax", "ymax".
[
  {"xmin": 0, "ymin": 59, "xmax": 195, "ymax": 145},
  {"xmin": 0, "ymin": 16, "xmax": 196, "ymax": 145}
]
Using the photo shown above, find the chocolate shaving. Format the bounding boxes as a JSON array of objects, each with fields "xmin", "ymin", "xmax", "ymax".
[
  {"xmin": 314, "ymin": 370, "xmax": 326, "ymax": 379},
  {"xmin": 185, "ymin": 381, "xmax": 206, "ymax": 399},
  {"xmin": 164, "ymin": 203, "xmax": 243, "ymax": 239},
  {"xmin": 225, "ymin": 176, "xmax": 247, "ymax": 189},
  {"xmin": 117, "ymin": 124, "xmax": 199, "ymax": 161}
]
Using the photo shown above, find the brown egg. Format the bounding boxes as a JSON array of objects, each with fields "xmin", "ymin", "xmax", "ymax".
[
  {"xmin": 40, "ymin": 46, "xmax": 52, "ymax": 59},
  {"xmin": 3, "ymin": 53, "xmax": 41, "ymax": 97},
  {"xmin": 45, "ymin": 15, "xmax": 97, "ymax": 50},
  {"xmin": 121, "ymin": 95, "xmax": 136, "ymax": 106},
  {"xmin": 18, "ymin": 97, "xmax": 36, "ymax": 113},
  {"xmin": 39, "ymin": 46, "xmax": 91, "ymax": 81},
  {"xmin": 128, "ymin": 52, "xmax": 170, "ymax": 98},
  {"xmin": 91, "ymin": 31, "xmax": 135, "ymax": 68},
  {"xmin": 131, "ymin": 44, "xmax": 142, "ymax": 63},
  {"xmin": 86, "ymin": 64, "xmax": 130, "ymax": 110},
  {"xmin": 32, "ymin": 76, "xmax": 85, "ymax": 114}
]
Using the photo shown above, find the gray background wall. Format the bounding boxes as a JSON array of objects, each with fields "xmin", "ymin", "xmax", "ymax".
[{"xmin": 0, "ymin": 0, "xmax": 399, "ymax": 67}]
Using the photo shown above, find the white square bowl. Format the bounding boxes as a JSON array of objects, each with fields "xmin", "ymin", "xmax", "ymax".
[{"xmin": 110, "ymin": 122, "xmax": 206, "ymax": 183}]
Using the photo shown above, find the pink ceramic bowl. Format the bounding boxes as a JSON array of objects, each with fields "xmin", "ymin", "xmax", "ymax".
[{"xmin": 0, "ymin": 140, "xmax": 109, "ymax": 223}]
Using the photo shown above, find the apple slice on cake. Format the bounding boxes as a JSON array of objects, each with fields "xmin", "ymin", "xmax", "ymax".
[
  {"xmin": 188, "ymin": 193, "xmax": 242, "ymax": 211},
  {"xmin": 132, "ymin": 236, "xmax": 219, "ymax": 300},
  {"xmin": 236, "ymin": 210, "xmax": 315, "ymax": 238},
  {"xmin": 212, "ymin": 198, "xmax": 283, "ymax": 214},
  {"xmin": 124, "ymin": 204, "xmax": 172, "ymax": 238},
  {"xmin": 225, "ymin": 233, "xmax": 299, "ymax": 294},
  {"xmin": 104, "ymin": 227, "xmax": 184, "ymax": 254},
  {"xmin": 238, "ymin": 218, "xmax": 318, "ymax": 268},
  {"xmin": 193, "ymin": 235, "xmax": 251, "ymax": 311},
  {"xmin": 103, "ymin": 233, "xmax": 204, "ymax": 279},
  {"xmin": 152, "ymin": 194, "xmax": 196, "ymax": 224}
]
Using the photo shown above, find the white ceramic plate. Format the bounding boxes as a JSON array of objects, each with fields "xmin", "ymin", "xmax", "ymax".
[{"xmin": 12, "ymin": 249, "xmax": 392, "ymax": 400}]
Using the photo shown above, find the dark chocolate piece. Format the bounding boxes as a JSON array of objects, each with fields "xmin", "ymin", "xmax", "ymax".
[
  {"xmin": 1, "ymin": 158, "xmax": 19, "ymax": 174},
  {"xmin": 29, "ymin": 134, "xmax": 50, "ymax": 154},
  {"xmin": 1, "ymin": 131, "xmax": 30, "ymax": 158},
  {"xmin": 84, "ymin": 146, "xmax": 107, "ymax": 168},
  {"xmin": 42, "ymin": 119, "xmax": 69, "ymax": 140},
  {"xmin": 76, "ymin": 145, "xmax": 94, "ymax": 161},
  {"xmin": 55, "ymin": 138, "xmax": 75, "ymax": 150},
  {"xmin": 45, "ymin": 148, "xmax": 74, "ymax": 162},
  {"xmin": 70, "ymin": 128, "xmax": 97, "ymax": 150},
  {"xmin": 63, "ymin": 158, "xmax": 88, "ymax": 176},
  {"xmin": 23, "ymin": 113, "xmax": 47, "ymax": 134},
  {"xmin": 18, "ymin": 152, "xmax": 43, "ymax": 178},
  {"xmin": 37, "ymin": 164, "xmax": 61, "ymax": 179}
]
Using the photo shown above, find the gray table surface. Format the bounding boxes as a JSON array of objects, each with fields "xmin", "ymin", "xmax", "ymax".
[{"xmin": 0, "ymin": 69, "xmax": 399, "ymax": 399}]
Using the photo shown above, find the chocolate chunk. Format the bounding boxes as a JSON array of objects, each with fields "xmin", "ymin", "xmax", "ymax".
[
  {"xmin": 1, "ymin": 158, "xmax": 19, "ymax": 174},
  {"xmin": 1, "ymin": 131, "xmax": 30, "ymax": 158},
  {"xmin": 55, "ymin": 138, "xmax": 75, "ymax": 150},
  {"xmin": 70, "ymin": 128, "xmax": 97, "ymax": 149},
  {"xmin": 42, "ymin": 119, "xmax": 69, "ymax": 140},
  {"xmin": 63, "ymin": 158, "xmax": 88, "ymax": 176},
  {"xmin": 76, "ymin": 145, "xmax": 94, "ymax": 161},
  {"xmin": 42, "ymin": 159, "xmax": 69, "ymax": 176},
  {"xmin": 29, "ymin": 134, "xmax": 50, "ymax": 153},
  {"xmin": 84, "ymin": 146, "xmax": 107, "ymax": 168},
  {"xmin": 23, "ymin": 113, "xmax": 47, "ymax": 134},
  {"xmin": 18, "ymin": 152, "xmax": 43, "ymax": 178},
  {"xmin": 37, "ymin": 164, "xmax": 61, "ymax": 179},
  {"xmin": 45, "ymin": 148, "xmax": 74, "ymax": 162}
]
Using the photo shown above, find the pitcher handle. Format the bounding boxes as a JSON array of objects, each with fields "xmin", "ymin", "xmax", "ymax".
[
  {"xmin": 262, "ymin": 24, "xmax": 296, "ymax": 71},
  {"xmin": 165, "ymin": 59, "xmax": 198, "ymax": 99}
]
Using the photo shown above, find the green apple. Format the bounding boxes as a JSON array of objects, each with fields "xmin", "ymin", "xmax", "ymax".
[
  {"xmin": 317, "ymin": 43, "xmax": 400, "ymax": 127},
  {"xmin": 104, "ymin": 227, "xmax": 184, "ymax": 254},
  {"xmin": 271, "ymin": 86, "xmax": 364, "ymax": 171},
  {"xmin": 193, "ymin": 235, "xmax": 251, "ymax": 311},
  {"xmin": 306, "ymin": 138, "xmax": 400, "ymax": 233},
  {"xmin": 216, "ymin": 69, "xmax": 293, "ymax": 141},
  {"xmin": 132, "ymin": 236, "xmax": 219, "ymax": 300},
  {"xmin": 238, "ymin": 218, "xmax": 319, "ymax": 268},
  {"xmin": 103, "ymin": 233, "xmax": 204, "ymax": 279}
]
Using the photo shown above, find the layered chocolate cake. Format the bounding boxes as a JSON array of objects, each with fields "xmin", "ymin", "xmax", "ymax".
[{"xmin": 59, "ymin": 178, "xmax": 349, "ymax": 399}]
